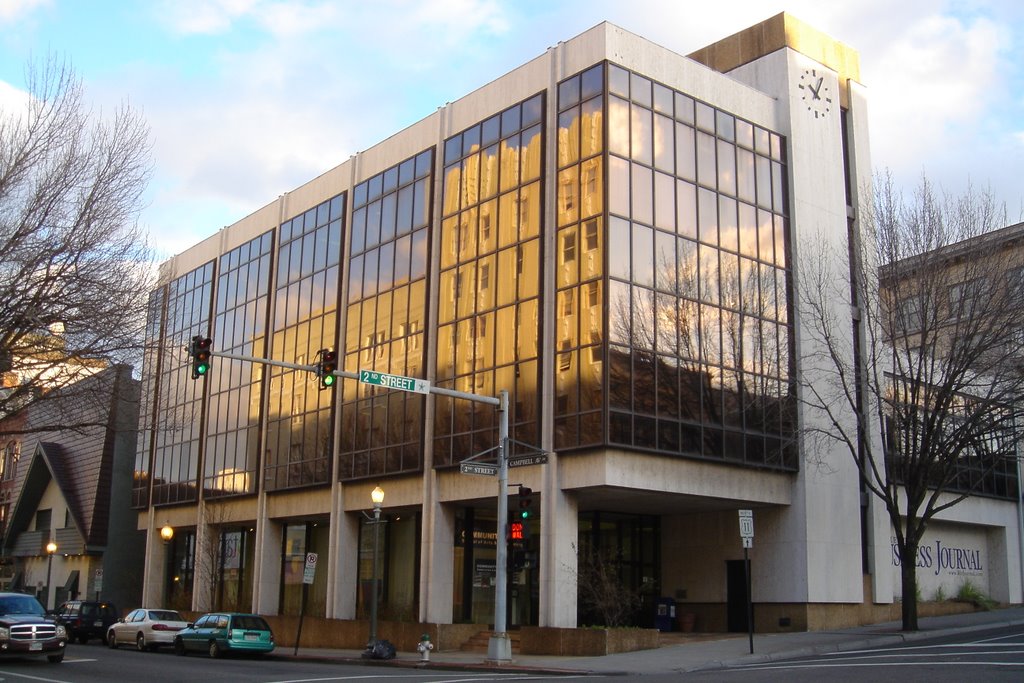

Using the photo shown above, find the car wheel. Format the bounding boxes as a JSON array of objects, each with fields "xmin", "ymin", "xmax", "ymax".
[
  {"xmin": 208, "ymin": 640, "xmax": 221, "ymax": 658},
  {"xmin": 174, "ymin": 638, "xmax": 186, "ymax": 656},
  {"xmin": 136, "ymin": 633, "xmax": 147, "ymax": 652},
  {"xmin": 108, "ymin": 631, "xmax": 118, "ymax": 648},
  {"xmin": 48, "ymin": 652, "xmax": 65, "ymax": 664}
]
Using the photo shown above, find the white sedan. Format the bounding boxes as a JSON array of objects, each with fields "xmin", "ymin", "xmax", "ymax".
[{"xmin": 107, "ymin": 608, "xmax": 189, "ymax": 652}]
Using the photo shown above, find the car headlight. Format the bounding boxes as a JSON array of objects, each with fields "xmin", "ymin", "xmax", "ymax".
[
  {"xmin": 56, "ymin": 625, "xmax": 66, "ymax": 637},
  {"xmin": 0, "ymin": 627, "xmax": 8, "ymax": 639}
]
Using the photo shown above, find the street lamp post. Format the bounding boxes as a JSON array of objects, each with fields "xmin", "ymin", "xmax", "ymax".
[
  {"xmin": 160, "ymin": 524, "xmax": 174, "ymax": 606},
  {"xmin": 365, "ymin": 486, "xmax": 384, "ymax": 656},
  {"xmin": 45, "ymin": 541, "xmax": 57, "ymax": 610}
]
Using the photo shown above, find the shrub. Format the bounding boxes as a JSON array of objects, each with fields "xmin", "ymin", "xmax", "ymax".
[{"xmin": 955, "ymin": 580, "xmax": 997, "ymax": 610}]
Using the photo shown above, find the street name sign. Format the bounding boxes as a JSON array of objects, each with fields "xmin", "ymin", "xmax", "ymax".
[
  {"xmin": 460, "ymin": 462, "xmax": 498, "ymax": 476},
  {"xmin": 508, "ymin": 453, "xmax": 549, "ymax": 468},
  {"xmin": 359, "ymin": 370, "xmax": 430, "ymax": 394}
]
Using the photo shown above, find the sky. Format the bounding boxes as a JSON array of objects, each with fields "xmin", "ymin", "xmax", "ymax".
[{"xmin": 1, "ymin": 0, "xmax": 1022, "ymax": 260}]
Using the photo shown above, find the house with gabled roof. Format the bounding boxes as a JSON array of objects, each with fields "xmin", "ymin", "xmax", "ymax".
[{"xmin": 0, "ymin": 364, "xmax": 142, "ymax": 611}]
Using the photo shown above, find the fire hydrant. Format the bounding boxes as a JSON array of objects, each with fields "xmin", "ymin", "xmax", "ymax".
[{"xmin": 417, "ymin": 633, "xmax": 434, "ymax": 662}]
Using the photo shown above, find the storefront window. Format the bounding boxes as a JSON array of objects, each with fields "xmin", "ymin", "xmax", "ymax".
[{"xmin": 280, "ymin": 521, "xmax": 329, "ymax": 617}]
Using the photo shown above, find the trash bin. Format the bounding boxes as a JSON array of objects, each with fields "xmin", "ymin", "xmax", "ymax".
[{"xmin": 653, "ymin": 597, "xmax": 676, "ymax": 632}]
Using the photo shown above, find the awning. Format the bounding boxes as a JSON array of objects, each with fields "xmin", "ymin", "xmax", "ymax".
[{"xmin": 63, "ymin": 570, "xmax": 79, "ymax": 596}]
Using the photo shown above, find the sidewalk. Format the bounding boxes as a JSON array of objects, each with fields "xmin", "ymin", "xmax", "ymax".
[{"xmin": 280, "ymin": 606, "xmax": 1024, "ymax": 675}]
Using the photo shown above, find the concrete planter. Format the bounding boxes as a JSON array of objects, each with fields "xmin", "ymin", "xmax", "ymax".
[{"xmin": 519, "ymin": 626, "xmax": 659, "ymax": 656}]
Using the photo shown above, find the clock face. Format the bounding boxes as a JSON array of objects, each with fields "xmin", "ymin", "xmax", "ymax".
[{"xmin": 798, "ymin": 68, "xmax": 832, "ymax": 120}]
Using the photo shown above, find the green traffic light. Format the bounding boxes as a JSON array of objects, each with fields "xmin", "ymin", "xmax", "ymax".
[
  {"xmin": 196, "ymin": 363, "xmax": 208, "ymax": 375},
  {"xmin": 520, "ymin": 509, "xmax": 530, "ymax": 519},
  {"xmin": 322, "ymin": 374, "xmax": 335, "ymax": 386}
]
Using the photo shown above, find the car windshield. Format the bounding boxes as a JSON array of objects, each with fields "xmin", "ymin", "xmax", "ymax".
[
  {"xmin": 149, "ymin": 610, "xmax": 182, "ymax": 621},
  {"xmin": 0, "ymin": 596, "xmax": 46, "ymax": 616},
  {"xmin": 232, "ymin": 616, "xmax": 269, "ymax": 631}
]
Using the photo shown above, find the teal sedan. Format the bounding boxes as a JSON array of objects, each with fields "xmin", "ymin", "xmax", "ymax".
[{"xmin": 172, "ymin": 613, "xmax": 274, "ymax": 658}]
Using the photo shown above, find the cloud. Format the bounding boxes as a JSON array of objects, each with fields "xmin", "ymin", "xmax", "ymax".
[
  {"xmin": 0, "ymin": 0, "xmax": 50, "ymax": 24},
  {"xmin": 81, "ymin": 0, "xmax": 1024, "ymax": 255},
  {"xmin": 155, "ymin": 0, "xmax": 260, "ymax": 35},
  {"xmin": 0, "ymin": 78, "xmax": 30, "ymax": 112}
]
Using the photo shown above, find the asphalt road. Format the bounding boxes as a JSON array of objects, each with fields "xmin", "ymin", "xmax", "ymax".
[
  {"xmin": 4, "ymin": 626, "xmax": 1024, "ymax": 682},
  {"xmin": 0, "ymin": 643, "xmax": 592, "ymax": 683},
  {"xmin": 684, "ymin": 623, "xmax": 1024, "ymax": 683}
]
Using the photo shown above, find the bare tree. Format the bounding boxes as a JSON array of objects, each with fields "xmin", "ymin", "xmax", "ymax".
[
  {"xmin": 0, "ymin": 55, "xmax": 153, "ymax": 435},
  {"xmin": 799, "ymin": 172, "xmax": 1021, "ymax": 631},
  {"xmin": 572, "ymin": 543, "xmax": 641, "ymax": 628}
]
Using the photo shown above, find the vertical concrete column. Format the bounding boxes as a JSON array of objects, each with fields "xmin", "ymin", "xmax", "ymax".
[
  {"xmin": 420, "ymin": 482, "xmax": 455, "ymax": 624},
  {"xmin": 140, "ymin": 511, "xmax": 166, "ymax": 607},
  {"xmin": 325, "ymin": 482, "xmax": 342, "ymax": 618},
  {"xmin": 987, "ymin": 527, "xmax": 1012, "ymax": 604},
  {"xmin": 536, "ymin": 26, "xmax": 574, "ymax": 632},
  {"xmin": 191, "ymin": 503, "xmax": 213, "ymax": 612},
  {"xmin": 540, "ymin": 476, "xmax": 578, "ymax": 627},
  {"xmin": 334, "ymin": 506, "xmax": 360, "ymax": 619},
  {"xmin": 253, "ymin": 495, "xmax": 282, "ymax": 615}
]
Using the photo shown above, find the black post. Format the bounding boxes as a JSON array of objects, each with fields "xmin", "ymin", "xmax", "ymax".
[
  {"xmin": 293, "ymin": 582, "xmax": 307, "ymax": 656},
  {"xmin": 744, "ymin": 546, "xmax": 753, "ymax": 654}
]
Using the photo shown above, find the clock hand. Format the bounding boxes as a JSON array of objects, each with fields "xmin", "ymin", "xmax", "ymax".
[{"xmin": 811, "ymin": 77, "xmax": 823, "ymax": 99}]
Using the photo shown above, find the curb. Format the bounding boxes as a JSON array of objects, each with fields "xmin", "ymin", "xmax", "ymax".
[
  {"xmin": 277, "ymin": 651, "xmax": 593, "ymax": 676},
  {"xmin": 273, "ymin": 614, "xmax": 1024, "ymax": 677}
]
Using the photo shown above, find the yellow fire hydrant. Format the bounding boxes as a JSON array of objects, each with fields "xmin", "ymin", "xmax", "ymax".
[{"xmin": 417, "ymin": 633, "xmax": 434, "ymax": 662}]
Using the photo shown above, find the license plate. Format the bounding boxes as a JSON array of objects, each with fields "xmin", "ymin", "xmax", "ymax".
[
  {"xmin": 29, "ymin": 642, "xmax": 42, "ymax": 651},
  {"xmin": 94, "ymin": 620, "xmax": 103, "ymax": 627},
  {"xmin": 244, "ymin": 634, "xmax": 258, "ymax": 641}
]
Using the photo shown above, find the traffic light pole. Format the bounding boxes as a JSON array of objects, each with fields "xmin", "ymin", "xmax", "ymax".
[
  {"xmin": 209, "ymin": 349, "xmax": 329, "ymax": 376},
  {"xmin": 205, "ymin": 348, "xmax": 514, "ymax": 662},
  {"xmin": 489, "ymin": 389, "xmax": 511, "ymax": 663}
]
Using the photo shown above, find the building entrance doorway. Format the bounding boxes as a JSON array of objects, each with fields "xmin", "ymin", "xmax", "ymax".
[
  {"xmin": 453, "ymin": 506, "xmax": 537, "ymax": 627},
  {"xmin": 726, "ymin": 559, "xmax": 751, "ymax": 632}
]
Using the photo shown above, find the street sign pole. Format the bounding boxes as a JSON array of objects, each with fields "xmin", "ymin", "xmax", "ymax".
[
  {"xmin": 488, "ymin": 389, "xmax": 512, "ymax": 663},
  {"xmin": 745, "ymin": 546, "xmax": 753, "ymax": 654},
  {"xmin": 738, "ymin": 509, "xmax": 754, "ymax": 654},
  {"xmin": 206, "ymin": 346, "xmax": 516, "ymax": 663}
]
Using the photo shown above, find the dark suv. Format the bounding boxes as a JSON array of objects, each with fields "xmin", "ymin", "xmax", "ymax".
[
  {"xmin": 54, "ymin": 601, "xmax": 119, "ymax": 644},
  {"xmin": 0, "ymin": 592, "xmax": 67, "ymax": 662}
]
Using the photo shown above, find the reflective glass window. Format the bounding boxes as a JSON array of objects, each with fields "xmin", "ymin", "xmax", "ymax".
[
  {"xmin": 437, "ymin": 93, "xmax": 546, "ymax": 464},
  {"xmin": 203, "ymin": 232, "xmax": 275, "ymax": 498},
  {"xmin": 340, "ymin": 151, "xmax": 434, "ymax": 480},
  {"xmin": 150, "ymin": 261, "xmax": 214, "ymax": 506}
]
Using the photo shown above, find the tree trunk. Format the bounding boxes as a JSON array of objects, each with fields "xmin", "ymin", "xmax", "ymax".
[{"xmin": 899, "ymin": 541, "xmax": 919, "ymax": 631}]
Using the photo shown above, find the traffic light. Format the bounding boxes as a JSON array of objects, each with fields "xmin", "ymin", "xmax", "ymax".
[
  {"xmin": 510, "ymin": 548, "xmax": 526, "ymax": 571},
  {"xmin": 508, "ymin": 520, "xmax": 527, "ymax": 542},
  {"xmin": 516, "ymin": 485, "xmax": 533, "ymax": 520},
  {"xmin": 316, "ymin": 348, "xmax": 337, "ymax": 390},
  {"xmin": 189, "ymin": 336, "xmax": 212, "ymax": 379}
]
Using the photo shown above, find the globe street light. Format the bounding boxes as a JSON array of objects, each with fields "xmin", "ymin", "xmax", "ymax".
[
  {"xmin": 45, "ymin": 540, "xmax": 57, "ymax": 610},
  {"xmin": 160, "ymin": 524, "xmax": 174, "ymax": 543},
  {"xmin": 365, "ymin": 486, "xmax": 384, "ymax": 656}
]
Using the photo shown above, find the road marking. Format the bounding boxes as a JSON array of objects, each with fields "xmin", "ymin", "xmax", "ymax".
[
  {"xmin": 263, "ymin": 674, "xmax": 592, "ymax": 683},
  {"xmin": 0, "ymin": 668, "xmax": 77, "ymax": 682},
  {"xmin": 264, "ymin": 674, "xmax": 537, "ymax": 683},
  {"xmin": 737, "ymin": 661, "xmax": 1024, "ymax": 670}
]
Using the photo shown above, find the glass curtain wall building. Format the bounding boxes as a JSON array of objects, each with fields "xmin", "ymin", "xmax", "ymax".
[{"xmin": 136, "ymin": 16, "xmax": 1022, "ymax": 635}]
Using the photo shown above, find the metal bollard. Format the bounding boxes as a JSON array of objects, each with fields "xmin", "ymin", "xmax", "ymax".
[{"xmin": 417, "ymin": 633, "xmax": 434, "ymax": 662}]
